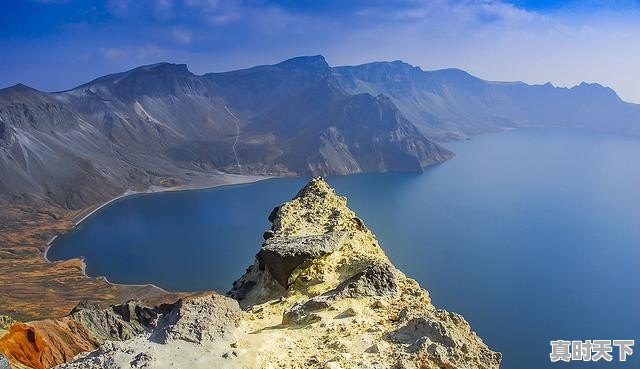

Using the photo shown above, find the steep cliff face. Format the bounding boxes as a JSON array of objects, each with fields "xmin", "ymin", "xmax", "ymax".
[
  {"xmin": 3, "ymin": 56, "xmax": 640, "ymax": 210},
  {"xmin": 0, "ymin": 57, "xmax": 452, "ymax": 209},
  {"xmin": 36, "ymin": 178, "xmax": 500, "ymax": 369},
  {"xmin": 334, "ymin": 61, "xmax": 640, "ymax": 140}
]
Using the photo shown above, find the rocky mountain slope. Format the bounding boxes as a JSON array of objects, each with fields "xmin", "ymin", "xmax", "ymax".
[
  {"xmin": 4, "ymin": 55, "xmax": 639, "ymax": 211},
  {"xmin": 0, "ymin": 56, "xmax": 452, "ymax": 210},
  {"xmin": 334, "ymin": 60, "xmax": 640, "ymax": 140},
  {"xmin": 0, "ymin": 178, "xmax": 500, "ymax": 369}
]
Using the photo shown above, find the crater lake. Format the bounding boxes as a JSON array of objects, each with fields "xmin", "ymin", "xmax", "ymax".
[{"xmin": 48, "ymin": 128, "xmax": 640, "ymax": 369}]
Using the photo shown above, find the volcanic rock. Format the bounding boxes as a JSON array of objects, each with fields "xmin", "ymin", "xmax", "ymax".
[{"xmin": 51, "ymin": 177, "xmax": 500, "ymax": 369}]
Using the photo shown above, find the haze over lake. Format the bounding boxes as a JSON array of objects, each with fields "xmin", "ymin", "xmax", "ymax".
[{"xmin": 49, "ymin": 128, "xmax": 640, "ymax": 369}]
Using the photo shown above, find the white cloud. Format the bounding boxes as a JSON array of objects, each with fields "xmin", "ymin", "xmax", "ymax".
[
  {"xmin": 171, "ymin": 27, "xmax": 193, "ymax": 45},
  {"xmin": 183, "ymin": 0, "xmax": 243, "ymax": 24},
  {"xmin": 354, "ymin": 0, "xmax": 541, "ymax": 24},
  {"xmin": 452, "ymin": 0, "xmax": 543, "ymax": 24},
  {"xmin": 87, "ymin": 0, "xmax": 640, "ymax": 102},
  {"xmin": 99, "ymin": 47, "xmax": 128, "ymax": 61}
]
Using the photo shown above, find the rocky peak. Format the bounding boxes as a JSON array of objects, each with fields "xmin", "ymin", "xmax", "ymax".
[
  {"xmin": 277, "ymin": 55, "xmax": 330, "ymax": 72},
  {"xmin": 137, "ymin": 62, "xmax": 191, "ymax": 75},
  {"xmin": 570, "ymin": 81, "xmax": 621, "ymax": 101},
  {"xmin": 68, "ymin": 62, "xmax": 199, "ymax": 102},
  {"xmin": 23, "ymin": 178, "xmax": 499, "ymax": 369},
  {"xmin": 332, "ymin": 61, "xmax": 421, "ymax": 87},
  {"xmin": 224, "ymin": 177, "xmax": 501, "ymax": 368},
  {"xmin": 80, "ymin": 63, "xmax": 192, "ymax": 87},
  {"xmin": 0, "ymin": 83, "xmax": 48, "ymax": 103}
]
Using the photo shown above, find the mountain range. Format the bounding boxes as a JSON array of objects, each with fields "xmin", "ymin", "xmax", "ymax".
[{"xmin": 1, "ymin": 55, "xmax": 638, "ymax": 209}]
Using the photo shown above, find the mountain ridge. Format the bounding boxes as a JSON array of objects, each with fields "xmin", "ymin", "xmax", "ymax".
[
  {"xmin": 5, "ymin": 57, "xmax": 633, "ymax": 106},
  {"xmin": 332, "ymin": 58, "xmax": 639, "ymax": 140},
  {"xmin": 0, "ymin": 56, "xmax": 453, "ymax": 210},
  {"xmin": 2, "ymin": 55, "xmax": 639, "ymax": 210}
]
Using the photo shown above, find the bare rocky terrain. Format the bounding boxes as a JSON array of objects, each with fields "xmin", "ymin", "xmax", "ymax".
[
  {"xmin": 334, "ymin": 61, "xmax": 640, "ymax": 140},
  {"xmin": 0, "ymin": 56, "xmax": 453, "ymax": 211},
  {"xmin": 0, "ymin": 178, "xmax": 500, "ymax": 369},
  {"xmin": 4, "ymin": 55, "xmax": 637, "ymax": 212},
  {"xmin": 0, "ymin": 56, "xmax": 453, "ymax": 333},
  {"xmin": 2, "ymin": 56, "xmax": 638, "ymax": 369}
]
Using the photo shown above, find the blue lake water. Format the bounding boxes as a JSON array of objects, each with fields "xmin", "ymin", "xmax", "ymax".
[{"xmin": 48, "ymin": 128, "xmax": 640, "ymax": 369}]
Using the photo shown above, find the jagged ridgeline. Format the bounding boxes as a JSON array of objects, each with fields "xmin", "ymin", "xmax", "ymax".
[
  {"xmin": 0, "ymin": 57, "xmax": 453, "ymax": 209},
  {"xmin": 4, "ymin": 55, "xmax": 640, "ymax": 210},
  {"xmin": 1, "ymin": 178, "xmax": 500, "ymax": 369}
]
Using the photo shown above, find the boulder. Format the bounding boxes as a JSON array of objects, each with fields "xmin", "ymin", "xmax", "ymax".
[
  {"xmin": 389, "ymin": 317, "xmax": 455, "ymax": 349},
  {"xmin": 152, "ymin": 294, "xmax": 241, "ymax": 344},
  {"xmin": 129, "ymin": 352, "xmax": 153, "ymax": 369},
  {"xmin": 282, "ymin": 297, "xmax": 332, "ymax": 325},
  {"xmin": 228, "ymin": 231, "xmax": 347, "ymax": 307},
  {"xmin": 258, "ymin": 232, "xmax": 346, "ymax": 288},
  {"xmin": 282, "ymin": 262, "xmax": 398, "ymax": 325},
  {"xmin": 329, "ymin": 263, "xmax": 399, "ymax": 298}
]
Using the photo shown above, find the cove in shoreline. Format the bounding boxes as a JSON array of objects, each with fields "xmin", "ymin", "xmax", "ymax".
[{"xmin": 43, "ymin": 173, "xmax": 275, "ymax": 291}]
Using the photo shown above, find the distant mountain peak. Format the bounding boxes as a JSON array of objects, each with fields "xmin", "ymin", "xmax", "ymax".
[
  {"xmin": 1, "ymin": 83, "xmax": 38, "ymax": 93},
  {"xmin": 134, "ymin": 62, "xmax": 191, "ymax": 75},
  {"xmin": 433, "ymin": 67, "xmax": 474, "ymax": 78},
  {"xmin": 572, "ymin": 81, "xmax": 620, "ymax": 100},
  {"xmin": 276, "ymin": 55, "xmax": 329, "ymax": 71},
  {"xmin": 69, "ymin": 62, "xmax": 194, "ymax": 93},
  {"xmin": 113, "ymin": 62, "xmax": 193, "ymax": 82},
  {"xmin": 0, "ymin": 83, "xmax": 47, "ymax": 101},
  {"xmin": 388, "ymin": 60, "xmax": 421, "ymax": 70}
]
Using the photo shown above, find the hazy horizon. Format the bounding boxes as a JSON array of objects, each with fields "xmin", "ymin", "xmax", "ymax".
[
  {"xmin": 3, "ymin": 55, "xmax": 632, "ymax": 104},
  {"xmin": 2, "ymin": 0, "xmax": 640, "ymax": 102}
]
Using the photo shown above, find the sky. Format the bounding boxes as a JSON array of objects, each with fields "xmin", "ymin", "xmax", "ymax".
[{"xmin": 1, "ymin": 0, "xmax": 640, "ymax": 102}]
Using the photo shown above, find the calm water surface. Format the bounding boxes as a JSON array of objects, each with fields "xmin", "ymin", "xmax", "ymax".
[{"xmin": 49, "ymin": 129, "xmax": 640, "ymax": 369}]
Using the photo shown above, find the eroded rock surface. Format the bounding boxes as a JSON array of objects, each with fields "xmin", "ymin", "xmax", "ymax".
[
  {"xmin": 69, "ymin": 301, "xmax": 160, "ymax": 343},
  {"xmin": 258, "ymin": 232, "xmax": 346, "ymax": 288},
  {"xmin": 50, "ymin": 177, "xmax": 500, "ymax": 369},
  {"xmin": 0, "ymin": 319, "xmax": 98, "ymax": 369},
  {"xmin": 52, "ymin": 294, "xmax": 241, "ymax": 369},
  {"xmin": 152, "ymin": 295, "xmax": 240, "ymax": 344}
]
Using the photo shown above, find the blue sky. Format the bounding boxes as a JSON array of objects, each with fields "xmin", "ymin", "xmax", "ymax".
[{"xmin": 2, "ymin": 0, "xmax": 640, "ymax": 102}]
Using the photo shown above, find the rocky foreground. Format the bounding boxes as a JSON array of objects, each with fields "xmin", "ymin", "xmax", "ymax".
[{"xmin": 1, "ymin": 178, "xmax": 500, "ymax": 369}]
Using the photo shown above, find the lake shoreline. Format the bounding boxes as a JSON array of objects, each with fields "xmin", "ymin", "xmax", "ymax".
[
  {"xmin": 46, "ymin": 129, "xmax": 640, "ymax": 369},
  {"xmin": 43, "ymin": 172, "xmax": 279, "ymax": 294}
]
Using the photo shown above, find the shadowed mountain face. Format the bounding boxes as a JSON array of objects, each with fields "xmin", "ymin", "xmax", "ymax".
[
  {"xmin": 0, "ymin": 56, "xmax": 452, "ymax": 209},
  {"xmin": 1, "ymin": 55, "xmax": 639, "ymax": 209},
  {"xmin": 334, "ymin": 61, "xmax": 640, "ymax": 140}
]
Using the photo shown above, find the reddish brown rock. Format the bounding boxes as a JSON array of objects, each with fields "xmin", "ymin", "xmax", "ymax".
[{"xmin": 0, "ymin": 319, "xmax": 97, "ymax": 369}]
